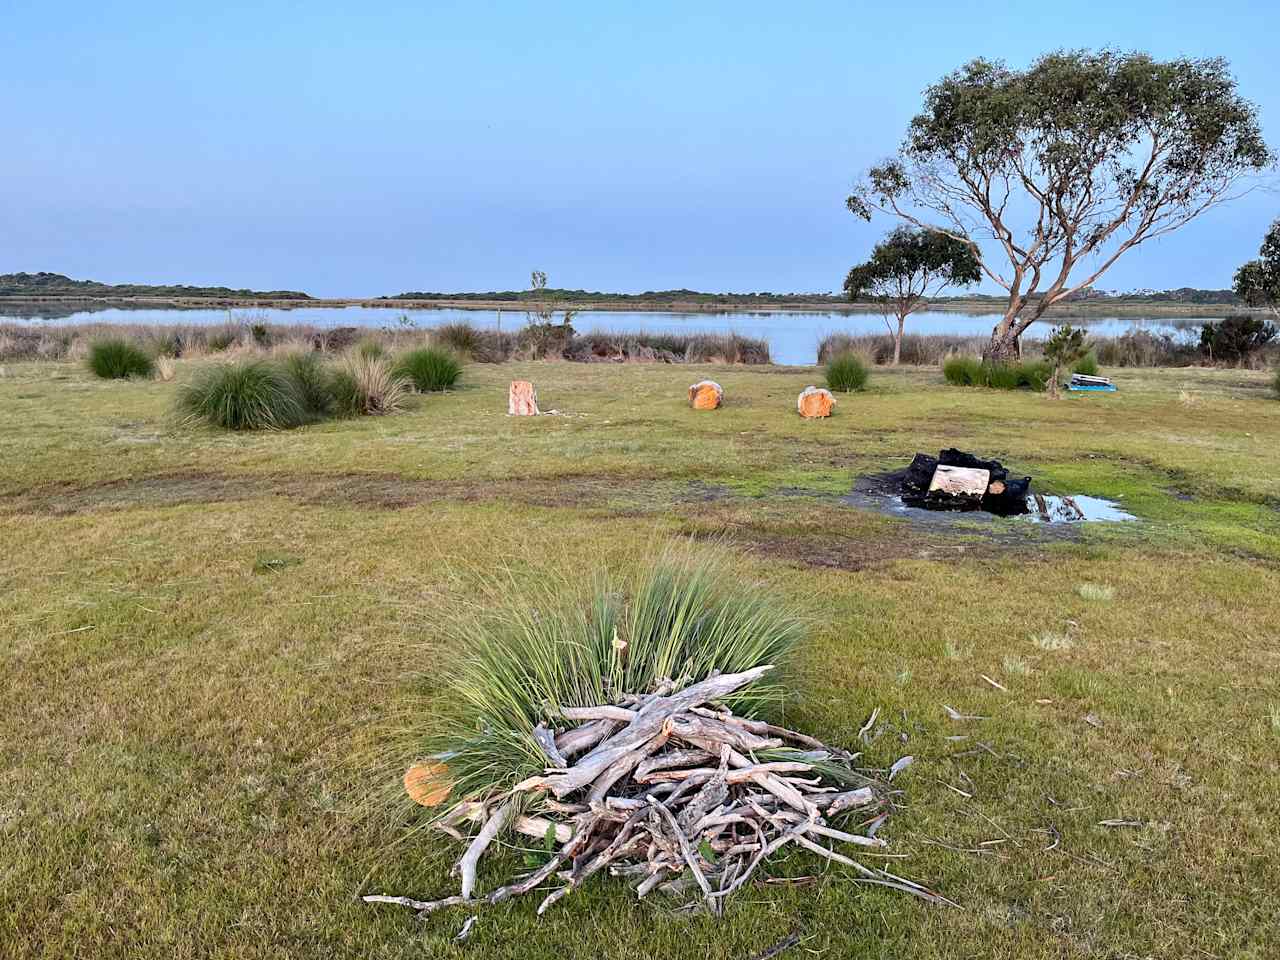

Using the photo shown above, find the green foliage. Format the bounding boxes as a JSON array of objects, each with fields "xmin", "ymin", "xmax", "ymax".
[
  {"xmin": 86, "ymin": 338, "xmax": 154, "ymax": 379},
  {"xmin": 849, "ymin": 51, "xmax": 1272, "ymax": 352},
  {"xmin": 825, "ymin": 351, "xmax": 869, "ymax": 392},
  {"xmin": 329, "ymin": 354, "xmax": 409, "ymax": 417},
  {"xmin": 1073, "ymin": 351, "xmax": 1100, "ymax": 377},
  {"xmin": 943, "ymin": 354, "xmax": 1047, "ymax": 390},
  {"xmin": 249, "ymin": 323, "xmax": 271, "ymax": 347},
  {"xmin": 394, "ymin": 347, "xmax": 462, "ymax": 392},
  {"xmin": 844, "ymin": 227, "xmax": 981, "ymax": 304},
  {"xmin": 942, "ymin": 354, "xmax": 984, "ymax": 385},
  {"xmin": 280, "ymin": 351, "xmax": 333, "ymax": 417},
  {"xmin": 1234, "ymin": 218, "xmax": 1280, "ymax": 313},
  {"xmin": 176, "ymin": 360, "xmax": 307, "ymax": 430},
  {"xmin": 0, "ymin": 271, "xmax": 311, "ymax": 299},
  {"xmin": 1199, "ymin": 316, "xmax": 1277, "ymax": 363},
  {"xmin": 418, "ymin": 551, "xmax": 804, "ymax": 804}
]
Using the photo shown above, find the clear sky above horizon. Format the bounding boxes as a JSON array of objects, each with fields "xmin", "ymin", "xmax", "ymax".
[{"xmin": 3, "ymin": 1, "xmax": 1277, "ymax": 298}]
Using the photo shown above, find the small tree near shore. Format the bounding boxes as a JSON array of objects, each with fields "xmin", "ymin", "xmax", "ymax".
[
  {"xmin": 847, "ymin": 50, "xmax": 1271, "ymax": 362},
  {"xmin": 1235, "ymin": 218, "xmax": 1280, "ymax": 319},
  {"xmin": 844, "ymin": 227, "xmax": 981, "ymax": 365},
  {"xmin": 1043, "ymin": 324, "xmax": 1089, "ymax": 399}
]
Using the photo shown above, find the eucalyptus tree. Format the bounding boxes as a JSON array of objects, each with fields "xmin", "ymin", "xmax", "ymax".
[
  {"xmin": 843, "ymin": 226, "xmax": 981, "ymax": 364},
  {"xmin": 1234, "ymin": 218, "xmax": 1280, "ymax": 318},
  {"xmin": 847, "ymin": 51, "xmax": 1271, "ymax": 361}
]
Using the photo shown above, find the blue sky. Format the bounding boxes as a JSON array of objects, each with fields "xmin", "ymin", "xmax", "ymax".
[{"xmin": 3, "ymin": 1, "xmax": 1276, "ymax": 297}]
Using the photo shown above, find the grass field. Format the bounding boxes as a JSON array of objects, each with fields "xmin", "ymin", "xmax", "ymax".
[{"xmin": 2, "ymin": 358, "xmax": 1278, "ymax": 959}]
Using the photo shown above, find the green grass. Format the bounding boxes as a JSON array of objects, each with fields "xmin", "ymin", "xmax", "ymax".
[
  {"xmin": 1, "ymin": 359, "xmax": 1279, "ymax": 959},
  {"xmin": 86, "ymin": 338, "xmax": 154, "ymax": 379},
  {"xmin": 942, "ymin": 355, "xmax": 1049, "ymax": 390},
  {"xmin": 394, "ymin": 347, "xmax": 462, "ymax": 393},
  {"xmin": 825, "ymin": 351, "xmax": 869, "ymax": 392},
  {"xmin": 176, "ymin": 359, "xmax": 307, "ymax": 430}
]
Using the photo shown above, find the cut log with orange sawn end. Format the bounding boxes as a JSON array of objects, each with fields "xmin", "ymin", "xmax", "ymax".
[
  {"xmin": 797, "ymin": 386, "xmax": 835, "ymax": 419},
  {"xmin": 688, "ymin": 380, "xmax": 723, "ymax": 410},
  {"xmin": 404, "ymin": 762, "xmax": 453, "ymax": 807}
]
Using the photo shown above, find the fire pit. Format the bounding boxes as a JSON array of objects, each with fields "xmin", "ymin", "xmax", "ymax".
[{"xmin": 901, "ymin": 449, "xmax": 1031, "ymax": 516}]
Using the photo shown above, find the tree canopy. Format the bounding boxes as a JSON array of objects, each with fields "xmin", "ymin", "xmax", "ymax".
[
  {"xmin": 1234, "ymin": 218, "xmax": 1280, "ymax": 316},
  {"xmin": 844, "ymin": 226, "xmax": 981, "ymax": 307},
  {"xmin": 848, "ymin": 50, "xmax": 1272, "ymax": 358}
]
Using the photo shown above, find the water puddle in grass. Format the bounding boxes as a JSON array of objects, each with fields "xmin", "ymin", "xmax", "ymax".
[
  {"xmin": 844, "ymin": 471, "xmax": 1136, "ymax": 528},
  {"xmin": 1023, "ymin": 494, "xmax": 1136, "ymax": 524}
]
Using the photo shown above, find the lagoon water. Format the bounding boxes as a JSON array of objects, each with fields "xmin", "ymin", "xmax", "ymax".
[{"xmin": 2, "ymin": 305, "xmax": 1208, "ymax": 366}]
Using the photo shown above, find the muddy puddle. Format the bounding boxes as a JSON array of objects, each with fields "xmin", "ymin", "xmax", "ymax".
[{"xmin": 845, "ymin": 471, "xmax": 1136, "ymax": 528}]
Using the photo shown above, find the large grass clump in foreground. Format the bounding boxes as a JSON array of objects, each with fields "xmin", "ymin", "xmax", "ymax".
[
  {"xmin": 176, "ymin": 359, "xmax": 307, "ymax": 430},
  {"xmin": 400, "ymin": 551, "xmax": 805, "ymax": 810},
  {"xmin": 825, "ymin": 351, "xmax": 870, "ymax": 392},
  {"xmin": 86, "ymin": 338, "xmax": 154, "ymax": 379},
  {"xmin": 394, "ymin": 347, "xmax": 462, "ymax": 392},
  {"xmin": 943, "ymin": 354, "xmax": 1049, "ymax": 390}
]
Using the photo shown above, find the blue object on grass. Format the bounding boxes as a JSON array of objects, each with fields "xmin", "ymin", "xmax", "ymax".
[{"xmin": 1067, "ymin": 383, "xmax": 1117, "ymax": 392}]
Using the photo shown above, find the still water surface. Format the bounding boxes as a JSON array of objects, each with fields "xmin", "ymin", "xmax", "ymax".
[{"xmin": 4, "ymin": 306, "xmax": 1209, "ymax": 366}]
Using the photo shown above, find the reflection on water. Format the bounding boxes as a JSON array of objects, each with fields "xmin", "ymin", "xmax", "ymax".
[
  {"xmin": 1022, "ymin": 494, "xmax": 1136, "ymax": 523},
  {"xmin": 0, "ymin": 305, "xmax": 1208, "ymax": 366}
]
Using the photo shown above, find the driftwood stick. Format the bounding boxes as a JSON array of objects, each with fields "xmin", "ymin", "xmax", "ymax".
[
  {"xmin": 362, "ymin": 892, "xmax": 470, "ymax": 913},
  {"xmin": 457, "ymin": 801, "xmax": 512, "ymax": 899},
  {"xmin": 648, "ymin": 797, "xmax": 714, "ymax": 905},
  {"xmin": 532, "ymin": 723, "xmax": 568, "ymax": 768},
  {"xmin": 555, "ymin": 719, "xmax": 619, "ymax": 757},
  {"xmin": 560, "ymin": 705, "xmax": 638, "ymax": 723}
]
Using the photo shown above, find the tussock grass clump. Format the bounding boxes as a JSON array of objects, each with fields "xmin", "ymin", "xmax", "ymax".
[
  {"xmin": 330, "ymin": 353, "xmax": 409, "ymax": 417},
  {"xmin": 405, "ymin": 550, "xmax": 805, "ymax": 807},
  {"xmin": 1273, "ymin": 367, "xmax": 1280, "ymax": 398},
  {"xmin": 1032, "ymin": 630, "xmax": 1075, "ymax": 652},
  {"xmin": 176, "ymin": 359, "xmax": 306, "ymax": 430},
  {"xmin": 280, "ymin": 350, "xmax": 333, "ymax": 416},
  {"xmin": 87, "ymin": 338, "xmax": 154, "ymax": 379},
  {"xmin": 825, "ymin": 351, "xmax": 869, "ymax": 392},
  {"xmin": 153, "ymin": 356, "xmax": 176, "ymax": 382},
  {"xmin": 942, "ymin": 354, "xmax": 1048, "ymax": 390},
  {"xmin": 395, "ymin": 347, "xmax": 462, "ymax": 392},
  {"xmin": 1076, "ymin": 582, "xmax": 1115, "ymax": 602},
  {"xmin": 355, "ymin": 338, "xmax": 387, "ymax": 361}
]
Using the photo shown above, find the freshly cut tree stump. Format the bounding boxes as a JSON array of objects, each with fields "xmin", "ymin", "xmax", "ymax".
[
  {"xmin": 403, "ymin": 761, "xmax": 452, "ymax": 807},
  {"xmin": 797, "ymin": 386, "xmax": 835, "ymax": 419},
  {"xmin": 688, "ymin": 380, "xmax": 723, "ymax": 410},
  {"xmin": 508, "ymin": 380, "xmax": 540, "ymax": 416}
]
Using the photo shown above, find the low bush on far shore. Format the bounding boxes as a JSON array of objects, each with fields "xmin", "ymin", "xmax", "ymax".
[
  {"xmin": 87, "ymin": 338, "xmax": 154, "ymax": 380},
  {"xmin": 825, "ymin": 351, "xmax": 869, "ymax": 391}
]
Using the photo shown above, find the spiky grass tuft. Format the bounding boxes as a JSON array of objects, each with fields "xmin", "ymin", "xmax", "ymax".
[
  {"xmin": 279, "ymin": 350, "xmax": 334, "ymax": 417},
  {"xmin": 87, "ymin": 338, "xmax": 154, "ymax": 379},
  {"xmin": 1076, "ymin": 582, "xmax": 1115, "ymax": 602},
  {"xmin": 395, "ymin": 347, "xmax": 462, "ymax": 393},
  {"xmin": 176, "ymin": 359, "xmax": 306, "ymax": 430},
  {"xmin": 385, "ymin": 549, "xmax": 805, "ymax": 816},
  {"xmin": 330, "ymin": 353, "xmax": 410, "ymax": 417},
  {"xmin": 825, "ymin": 351, "xmax": 869, "ymax": 392}
]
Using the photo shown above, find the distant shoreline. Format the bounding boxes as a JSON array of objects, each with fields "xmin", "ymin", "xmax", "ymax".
[{"xmin": 0, "ymin": 294, "xmax": 1253, "ymax": 320}]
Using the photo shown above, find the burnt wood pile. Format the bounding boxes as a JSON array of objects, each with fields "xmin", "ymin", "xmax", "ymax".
[{"xmin": 901, "ymin": 449, "xmax": 1030, "ymax": 515}]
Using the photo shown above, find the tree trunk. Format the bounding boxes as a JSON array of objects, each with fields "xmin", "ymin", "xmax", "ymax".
[
  {"xmin": 984, "ymin": 326, "xmax": 1021, "ymax": 363},
  {"xmin": 893, "ymin": 315, "xmax": 905, "ymax": 366}
]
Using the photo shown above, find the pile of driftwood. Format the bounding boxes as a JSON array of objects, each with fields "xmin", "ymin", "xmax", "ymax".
[{"xmin": 366, "ymin": 666, "xmax": 935, "ymax": 919}]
